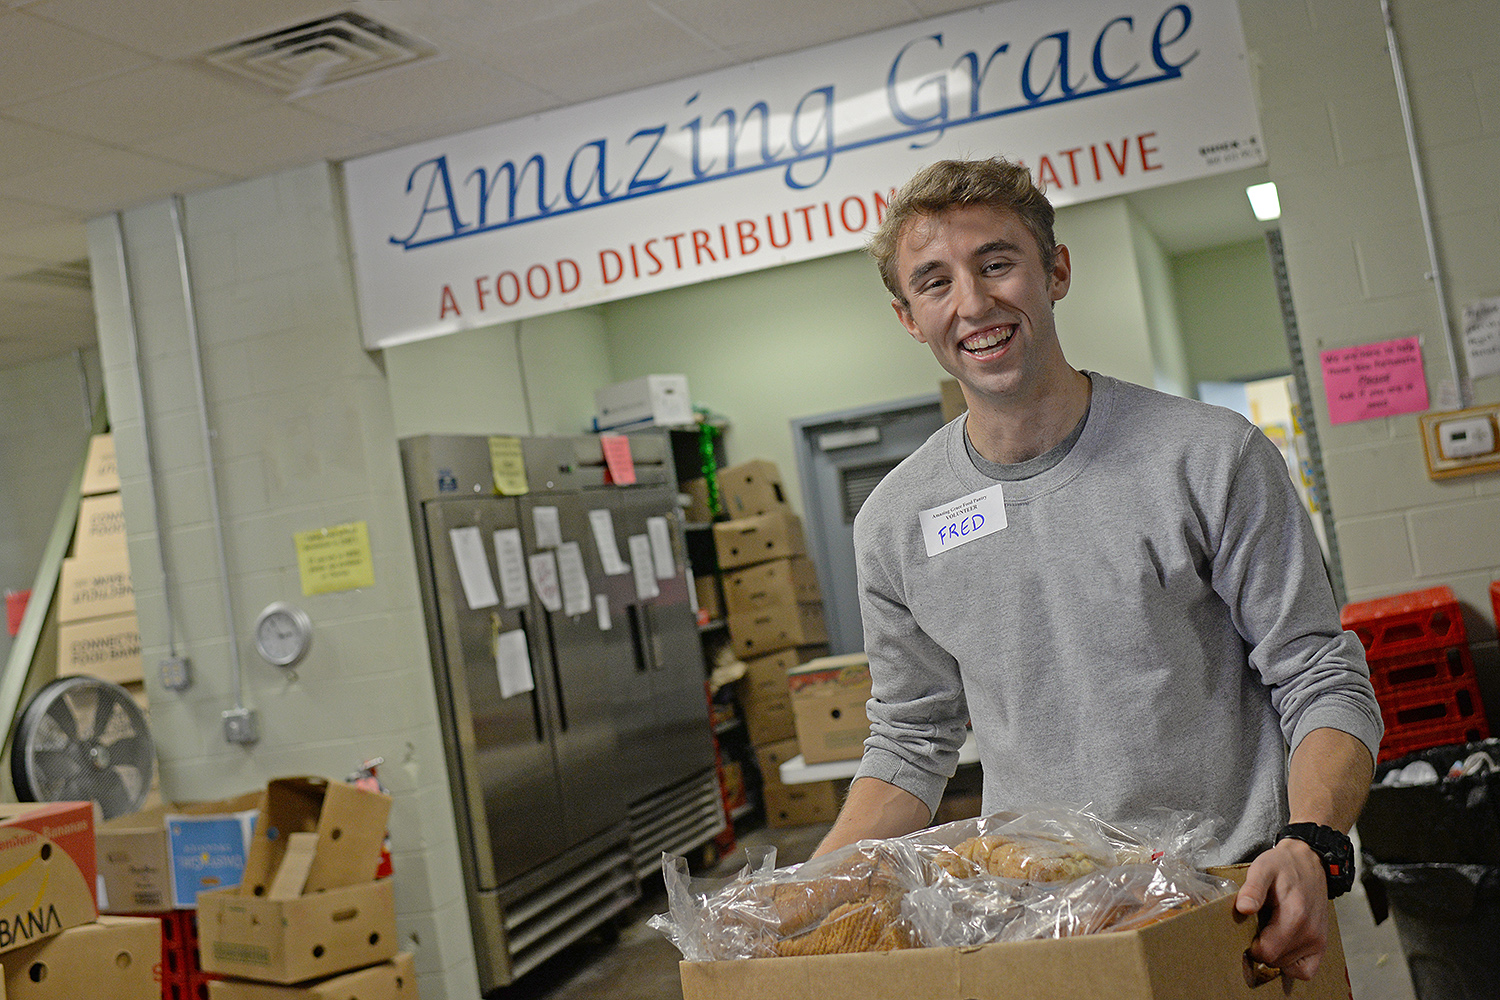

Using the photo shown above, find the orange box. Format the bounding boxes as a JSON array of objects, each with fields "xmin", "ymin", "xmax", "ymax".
[{"xmin": 0, "ymin": 802, "xmax": 100, "ymax": 954}]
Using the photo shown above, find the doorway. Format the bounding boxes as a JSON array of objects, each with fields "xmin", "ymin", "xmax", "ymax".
[{"xmin": 791, "ymin": 394, "xmax": 943, "ymax": 654}]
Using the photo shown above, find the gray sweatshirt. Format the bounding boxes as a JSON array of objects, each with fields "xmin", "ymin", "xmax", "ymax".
[{"xmin": 851, "ymin": 373, "xmax": 1382, "ymax": 864}]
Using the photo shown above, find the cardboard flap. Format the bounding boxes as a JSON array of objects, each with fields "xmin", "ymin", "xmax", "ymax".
[
  {"xmin": 267, "ymin": 832, "xmax": 318, "ymax": 901},
  {"xmin": 243, "ymin": 777, "xmax": 392, "ymax": 896}
]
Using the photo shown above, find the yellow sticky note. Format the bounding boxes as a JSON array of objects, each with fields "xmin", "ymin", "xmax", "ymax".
[
  {"xmin": 489, "ymin": 436, "xmax": 529, "ymax": 495},
  {"xmin": 295, "ymin": 521, "xmax": 376, "ymax": 596}
]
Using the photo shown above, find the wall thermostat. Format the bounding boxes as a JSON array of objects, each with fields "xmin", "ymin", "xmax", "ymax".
[
  {"xmin": 254, "ymin": 601, "xmax": 313, "ymax": 668},
  {"xmin": 1419, "ymin": 405, "xmax": 1500, "ymax": 479}
]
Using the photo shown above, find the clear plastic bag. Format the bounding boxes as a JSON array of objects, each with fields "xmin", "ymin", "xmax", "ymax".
[
  {"xmin": 649, "ymin": 836, "xmax": 935, "ymax": 960},
  {"xmin": 651, "ymin": 803, "xmax": 1234, "ymax": 960}
]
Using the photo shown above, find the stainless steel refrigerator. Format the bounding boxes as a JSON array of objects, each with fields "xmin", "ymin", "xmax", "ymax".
[{"xmin": 400, "ymin": 432, "xmax": 721, "ymax": 990}]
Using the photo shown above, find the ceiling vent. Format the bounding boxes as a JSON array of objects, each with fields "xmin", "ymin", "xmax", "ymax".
[{"xmin": 204, "ymin": 11, "xmax": 436, "ymax": 97}]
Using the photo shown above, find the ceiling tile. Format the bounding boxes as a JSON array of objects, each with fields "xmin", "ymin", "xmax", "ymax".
[
  {"xmin": 0, "ymin": 252, "xmax": 39, "ymax": 279},
  {"xmin": 0, "ymin": 146, "xmax": 229, "ymax": 216},
  {"xmin": 6, "ymin": 63, "xmax": 277, "ymax": 146},
  {"xmin": 480, "ymin": 1, "xmax": 726, "ymax": 102},
  {"xmin": 0, "ymin": 117, "xmax": 108, "ymax": 179},
  {"xmin": 135, "ymin": 105, "xmax": 384, "ymax": 176},
  {"xmin": 0, "ymin": 195, "xmax": 70, "ymax": 231},
  {"xmin": 0, "ymin": 9, "xmax": 153, "ymax": 105},
  {"xmin": 293, "ymin": 55, "xmax": 549, "ymax": 137},
  {"xmin": 0, "ymin": 219, "xmax": 88, "ymax": 263},
  {"xmin": 656, "ymin": 0, "xmax": 913, "ymax": 58},
  {"xmin": 25, "ymin": 0, "xmax": 351, "ymax": 60}
]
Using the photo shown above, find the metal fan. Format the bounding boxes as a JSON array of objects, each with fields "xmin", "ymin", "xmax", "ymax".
[{"xmin": 11, "ymin": 675, "xmax": 156, "ymax": 820}]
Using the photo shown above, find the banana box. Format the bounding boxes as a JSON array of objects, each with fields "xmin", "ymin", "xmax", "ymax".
[{"xmin": 0, "ymin": 802, "xmax": 99, "ymax": 956}]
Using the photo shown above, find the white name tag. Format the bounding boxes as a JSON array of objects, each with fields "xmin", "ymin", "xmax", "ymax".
[{"xmin": 919, "ymin": 484, "xmax": 1007, "ymax": 556}]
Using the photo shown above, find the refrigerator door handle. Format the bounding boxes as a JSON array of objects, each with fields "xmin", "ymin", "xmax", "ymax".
[
  {"xmin": 516, "ymin": 609, "xmax": 547, "ymax": 744},
  {"xmin": 625, "ymin": 603, "xmax": 650, "ymax": 673},
  {"xmin": 540, "ymin": 609, "xmax": 569, "ymax": 732}
]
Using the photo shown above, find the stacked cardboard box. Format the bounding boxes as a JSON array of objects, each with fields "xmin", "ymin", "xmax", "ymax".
[
  {"xmin": 57, "ymin": 434, "xmax": 145, "ymax": 711},
  {"xmin": 97, "ymin": 791, "xmax": 263, "ymax": 915},
  {"xmin": 191, "ymin": 777, "xmax": 414, "ymax": 999},
  {"xmin": 0, "ymin": 801, "xmax": 163, "ymax": 1000},
  {"xmin": 705, "ymin": 460, "xmax": 842, "ymax": 827},
  {"xmin": 787, "ymin": 654, "xmax": 873, "ymax": 765},
  {"xmin": 1341, "ymin": 585, "xmax": 1491, "ymax": 762}
]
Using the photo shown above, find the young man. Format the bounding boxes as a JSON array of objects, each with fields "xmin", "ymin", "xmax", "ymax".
[{"xmin": 814, "ymin": 157, "xmax": 1383, "ymax": 981}]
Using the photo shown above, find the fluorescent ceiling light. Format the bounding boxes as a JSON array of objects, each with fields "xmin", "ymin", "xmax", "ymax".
[{"xmin": 1246, "ymin": 181, "xmax": 1281, "ymax": 221}]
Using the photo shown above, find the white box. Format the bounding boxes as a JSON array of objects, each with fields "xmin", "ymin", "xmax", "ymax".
[{"xmin": 593, "ymin": 374, "xmax": 692, "ymax": 430}]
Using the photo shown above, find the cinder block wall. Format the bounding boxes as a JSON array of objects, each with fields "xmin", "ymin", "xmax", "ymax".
[
  {"xmin": 1240, "ymin": 0, "xmax": 1500, "ymax": 711},
  {"xmin": 85, "ymin": 163, "xmax": 479, "ymax": 1000}
]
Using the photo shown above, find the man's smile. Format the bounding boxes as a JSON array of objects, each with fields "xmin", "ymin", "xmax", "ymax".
[{"xmin": 960, "ymin": 325, "xmax": 1016, "ymax": 356}]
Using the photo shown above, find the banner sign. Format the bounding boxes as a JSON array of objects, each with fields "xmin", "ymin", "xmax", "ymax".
[{"xmin": 342, "ymin": 0, "xmax": 1262, "ymax": 349}]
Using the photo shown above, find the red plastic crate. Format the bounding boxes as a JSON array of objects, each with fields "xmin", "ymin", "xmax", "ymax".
[
  {"xmin": 160, "ymin": 970, "xmax": 191, "ymax": 1000},
  {"xmin": 187, "ymin": 973, "xmax": 221, "ymax": 999},
  {"xmin": 1376, "ymin": 676, "xmax": 1488, "ymax": 732},
  {"xmin": 1375, "ymin": 674, "xmax": 1491, "ymax": 763},
  {"xmin": 1368, "ymin": 643, "xmax": 1478, "ymax": 696},
  {"xmin": 1342, "ymin": 586, "xmax": 1466, "ymax": 659},
  {"xmin": 1378, "ymin": 717, "xmax": 1491, "ymax": 763}
]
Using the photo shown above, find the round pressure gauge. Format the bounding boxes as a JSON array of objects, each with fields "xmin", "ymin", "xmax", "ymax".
[{"xmin": 253, "ymin": 602, "xmax": 313, "ymax": 668}]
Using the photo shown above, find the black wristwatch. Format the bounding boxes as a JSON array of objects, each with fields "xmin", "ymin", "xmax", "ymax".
[{"xmin": 1276, "ymin": 822, "xmax": 1355, "ymax": 898}]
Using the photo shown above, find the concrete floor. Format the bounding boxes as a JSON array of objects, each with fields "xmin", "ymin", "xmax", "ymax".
[{"xmin": 489, "ymin": 820, "xmax": 1421, "ymax": 1000}]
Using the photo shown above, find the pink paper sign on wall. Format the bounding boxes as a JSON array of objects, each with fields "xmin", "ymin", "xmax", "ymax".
[{"xmin": 1319, "ymin": 336, "xmax": 1429, "ymax": 424}]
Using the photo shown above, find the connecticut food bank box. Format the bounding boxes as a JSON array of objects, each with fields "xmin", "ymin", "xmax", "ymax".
[{"xmin": 679, "ymin": 868, "xmax": 1353, "ymax": 1000}]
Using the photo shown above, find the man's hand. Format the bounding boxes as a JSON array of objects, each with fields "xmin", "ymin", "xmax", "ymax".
[{"xmin": 1234, "ymin": 836, "xmax": 1330, "ymax": 980}]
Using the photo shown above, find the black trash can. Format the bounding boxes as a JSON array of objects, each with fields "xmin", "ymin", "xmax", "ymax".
[
  {"xmin": 1360, "ymin": 738, "xmax": 1500, "ymax": 865},
  {"xmin": 1362, "ymin": 861, "xmax": 1500, "ymax": 1000}
]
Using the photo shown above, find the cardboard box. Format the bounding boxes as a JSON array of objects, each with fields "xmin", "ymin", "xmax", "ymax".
[
  {"xmin": 0, "ymin": 802, "xmax": 99, "ymax": 954},
  {"xmin": 96, "ymin": 791, "xmax": 263, "ymax": 913},
  {"xmin": 56, "ymin": 552, "xmax": 134, "ymax": 623},
  {"xmin": 788, "ymin": 654, "xmax": 872, "ymax": 764},
  {"xmin": 712, "ymin": 510, "xmax": 806, "ymax": 571},
  {"xmin": 683, "ymin": 476, "xmax": 715, "ymax": 523},
  {"xmin": 240, "ymin": 777, "xmax": 392, "ymax": 898},
  {"xmin": 755, "ymin": 739, "xmax": 844, "ymax": 828},
  {"xmin": 728, "ymin": 602, "xmax": 827, "ymax": 659},
  {"xmin": 79, "ymin": 433, "xmax": 119, "ymax": 496},
  {"xmin": 678, "ymin": 866, "xmax": 1352, "ymax": 1000},
  {"xmin": 73, "ymin": 492, "xmax": 128, "ymax": 559},
  {"xmin": 716, "ymin": 459, "xmax": 787, "ymax": 518},
  {"xmin": 722, "ymin": 556, "xmax": 821, "ymax": 620},
  {"xmin": 207, "ymin": 953, "xmax": 417, "ymax": 999},
  {"xmin": 593, "ymin": 374, "xmax": 692, "ymax": 430},
  {"xmin": 198, "ymin": 878, "xmax": 398, "ymax": 984},
  {"xmin": 736, "ymin": 646, "xmax": 829, "ymax": 747},
  {"xmin": 1, "ymin": 916, "xmax": 160, "ymax": 999},
  {"xmin": 56, "ymin": 611, "xmax": 142, "ymax": 684},
  {"xmin": 693, "ymin": 572, "xmax": 723, "ymax": 622},
  {"xmin": 939, "ymin": 377, "xmax": 968, "ymax": 423}
]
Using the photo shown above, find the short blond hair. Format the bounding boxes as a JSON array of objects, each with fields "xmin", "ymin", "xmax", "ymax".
[{"xmin": 870, "ymin": 157, "xmax": 1057, "ymax": 302}]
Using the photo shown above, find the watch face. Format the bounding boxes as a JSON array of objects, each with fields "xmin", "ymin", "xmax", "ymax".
[{"xmin": 255, "ymin": 603, "xmax": 310, "ymax": 666}]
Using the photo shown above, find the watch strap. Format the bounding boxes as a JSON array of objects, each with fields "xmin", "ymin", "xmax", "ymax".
[{"xmin": 1276, "ymin": 822, "xmax": 1355, "ymax": 899}]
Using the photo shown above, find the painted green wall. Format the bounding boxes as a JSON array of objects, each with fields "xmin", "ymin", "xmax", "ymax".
[{"xmin": 1173, "ymin": 239, "xmax": 1289, "ymax": 386}]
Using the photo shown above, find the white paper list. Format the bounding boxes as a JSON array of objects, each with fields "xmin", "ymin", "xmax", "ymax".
[
  {"xmin": 532, "ymin": 506, "xmax": 563, "ymax": 548},
  {"xmin": 628, "ymin": 534, "xmax": 660, "ymax": 600},
  {"xmin": 589, "ymin": 509, "xmax": 629, "ymax": 575},
  {"xmin": 495, "ymin": 628, "xmax": 535, "ymax": 698},
  {"xmin": 492, "ymin": 528, "xmax": 530, "ymax": 608},
  {"xmin": 556, "ymin": 541, "xmax": 593, "ymax": 616},
  {"xmin": 646, "ymin": 516, "xmax": 675, "ymax": 580},
  {"xmin": 528, "ymin": 552, "xmax": 564, "ymax": 611},
  {"xmin": 448, "ymin": 526, "xmax": 498, "ymax": 609}
]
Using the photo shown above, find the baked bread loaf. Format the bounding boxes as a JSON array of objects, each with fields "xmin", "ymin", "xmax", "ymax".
[{"xmin": 935, "ymin": 834, "xmax": 1104, "ymax": 882}]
